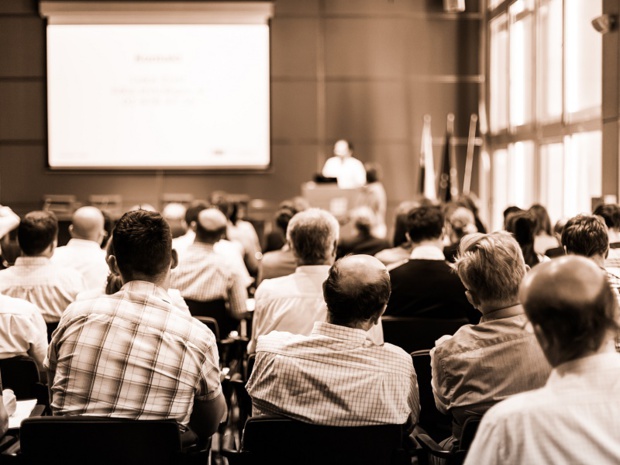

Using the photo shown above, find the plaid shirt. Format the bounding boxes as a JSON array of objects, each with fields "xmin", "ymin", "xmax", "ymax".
[
  {"xmin": 45, "ymin": 281, "xmax": 221, "ymax": 430},
  {"xmin": 170, "ymin": 243, "xmax": 248, "ymax": 318},
  {"xmin": 247, "ymin": 321, "xmax": 419, "ymax": 427},
  {"xmin": 0, "ymin": 256, "xmax": 85, "ymax": 323}
]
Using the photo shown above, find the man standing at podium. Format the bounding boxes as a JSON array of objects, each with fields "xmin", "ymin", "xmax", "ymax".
[{"xmin": 322, "ymin": 139, "xmax": 366, "ymax": 189}]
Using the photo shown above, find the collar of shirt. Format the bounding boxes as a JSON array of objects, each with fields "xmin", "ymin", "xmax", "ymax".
[
  {"xmin": 295, "ymin": 265, "xmax": 331, "ymax": 276},
  {"xmin": 548, "ymin": 351, "xmax": 620, "ymax": 384},
  {"xmin": 119, "ymin": 280, "xmax": 173, "ymax": 304},
  {"xmin": 66, "ymin": 238, "xmax": 103, "ymax": 250},
  {"xmin": 409, "ymin": 245, "xmax": 445, "ymax": 261},
  {"xmin": 310, "ymin": 321, "xmax": 377, "ymax": 346},
  {"xmin": 14, "ymin": 256, "xmax": 51, "ymax": 267},
  {"xmin": 188, "ymin": 242, "xmax": 215, "ymax": 252},
  {"xmin": 480, "ymin": 303, "xmax": 524, "ymax": 323}
]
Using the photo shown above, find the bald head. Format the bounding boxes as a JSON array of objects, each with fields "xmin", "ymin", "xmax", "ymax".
[
  {"xmin": 71, "ymin": 207, "xmax": 105, "ymax": 242},
  {"xmin": 195, "ymin": 208, "xmax": 228, "ymax": 244},
  {"xmin": 323, "ymin": 255, "xmax": 391, "ymax": 328},
  {"xmin": 520, "ymin": 255, "xmax": 618, "ymax": 365}
]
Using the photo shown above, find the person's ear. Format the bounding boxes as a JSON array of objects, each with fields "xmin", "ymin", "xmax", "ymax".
[
  {"xmin": 170, "ymin": 249, "xmax": 179, "ymax": 270},
  {"xmin": 405, "ymin": 232, "xmax": 412, "ymax": 243},
  {"xmin": 190, "ymin": 221, "xmax": 197, "ymax": 232},
  {"xmin": 532, "ymin": 323, "xmax": 554, "ymax": 364},
  {"xmin": 107, "ymin": 255, "xmax": 120, "ymax": 275},
  {"xmin": 331, "ymin": 240, "xmax": 338, "ymax": 257},
  {"xmin": 68, "ymin": 225, "xmax": 74, "ymax": 236},
  {"xmin": 465, "ymin": 289, "xmax": 481, "ymax": 309}
]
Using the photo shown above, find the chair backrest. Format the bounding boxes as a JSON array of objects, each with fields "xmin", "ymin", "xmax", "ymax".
[
  {"xmin": 46, "ymin": 321, "xmax": 59, "ymax": 342},
  {"xmin": 410, "ymin": 350, "xmax": 452, "ymax": 441},
  {"xmin": 382, "ymin": 316, "xmax": 467, "ymax": 353},
  {"xmin": 185, "ymin": 298, "xmax": 239, "ymax": 338},
  {"xmin": 19, "ymin": 416, "xmax": 182, "ymax": 465},
  {"xmin": 0, "ymin": 356, "xmax": 40, "ymax": 400},
  {"xmin": 194, "ymin": 316, "xmax": 220, "ymax": 340},
  {"xmin": 240, "ymin": 416, "xmax": 407, "ymax": 465}
]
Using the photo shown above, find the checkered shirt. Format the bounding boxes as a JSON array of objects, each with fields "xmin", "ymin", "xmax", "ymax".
[
  {"xmin": 45, "ymin": 281, "xmax": 221, "ymax": 430},
  {"xmin": 170, "ymin": 243, "xmax": 248, "ymax": 318},
  {"xmin": 0, "ymin": 256, "xmax": 85, "ymax": 323},
  {"xmin": 247, "ymin": 321, "xmax": 419, "ymax": 427}
]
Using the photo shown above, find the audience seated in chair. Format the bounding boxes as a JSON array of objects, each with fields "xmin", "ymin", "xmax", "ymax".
[
  {"xmin": 0, "ymin": 211, "xmax": 85, "ymax": 325},
  {"xmin": 45, "ymin": 210, "xmax": 226, "ymax": 445},
  {"xmin": 594, "ymin": 203, "xmax": 620, "ymax": 268},
  {"xmin": 171, "ymin": 208, "xmax": 248, "ymax": 325},
  {"xmin": 431, "ymin": 232, "xmax": 550, "ymax": 452},
  {"xmin": 247, "ymin": 255, "xmax": 419, "ymax": 429},
  {"xmin": 52, "ymin": 206, "xmax": 108, "ymax": 290},
  {"xmin": 337, "ymin": 206, "xmax": 390, "ymax": 258},
  {"xmin": 561, "ymin": 214, "xmax": 620, "ymax": 300},
  {"xmin": 249, "ymin": 208, "xmax": 383, "ymax": 353},
  {"xmin": 465, "ymin": 256, "xmax": 620, "ymax": 464},
  {"xmin": 0, "ymin": 293, "xmax": 47, "ymax": 375},
  {"xmin": 385, "ymin": 206, "xmax": 478, "ymax": 323}
]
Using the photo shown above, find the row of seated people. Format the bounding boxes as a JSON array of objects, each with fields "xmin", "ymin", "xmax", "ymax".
[{"xmin": 0, "ymin": 197, "xmax": 620, "ymax": 463}]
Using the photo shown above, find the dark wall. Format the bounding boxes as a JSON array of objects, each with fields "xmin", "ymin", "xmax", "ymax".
[{"xmin": 0, "ymin": 0, "xmax": 481, "ymax": 220}]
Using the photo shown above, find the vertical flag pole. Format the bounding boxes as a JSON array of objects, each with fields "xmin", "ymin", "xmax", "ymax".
[{"xmin": 463, "ymin": 114, "xmax": 478, "ymax": 195}]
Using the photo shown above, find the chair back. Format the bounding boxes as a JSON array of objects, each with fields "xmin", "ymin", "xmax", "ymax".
[
  {"xmin": 19, "ymin": 416, "xmax": 182, "ymax": 465},
  {"xmin": 0, "ymin": 356, "xmax": 43, "ymax": 402},
  {"xmin": 411, "ymin": 350, "xmax": 452, "ymax": 441},
  {"xmin": 46, "ymin": 321, "xmax": 59, "ymax": 342},
  {"xmin": 193, "ymin": 316, "xmax": 220, "ymax": 340},
  {"xmin": 239, "ymin": 415, "xmax": 407, "ymax": 465},
  {"xmin": 185, "ymin": 298, "xmax": 238, "ymax": 338},
  {"xmin": 382, "ymin": 316, "xmax": 467, "ymax": 353}
]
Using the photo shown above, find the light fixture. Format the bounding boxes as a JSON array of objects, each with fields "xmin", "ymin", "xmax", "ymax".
[{"xmin": 591, "ymin": 14, "xmax": 616, "ymax": 34}]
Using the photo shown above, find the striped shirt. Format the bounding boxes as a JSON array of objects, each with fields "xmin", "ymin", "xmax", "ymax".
[
  {"xmin": 170, "ymin": 243, "xmax": 248, "ymax": 318},
  {"xmin": 247, "ymin": 321, "xmax": 419, "ymax": 427},
  {"xmin": 45, "ymin": 281, "xmax": 221, "ymax": 430},
  {"xmin": 0, "ymin": 256, "xmax": 85, "ymax": 323}
]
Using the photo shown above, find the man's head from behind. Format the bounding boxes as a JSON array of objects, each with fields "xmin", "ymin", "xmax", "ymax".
[
  {"xmin": 561, "ymin": 214, "xmax": 609, "ymax": 259},
  {"xmin": 323, "ymin": 255, "xmax": 390, "ymax": 329},
  {"xmin": 70, "ymin": 206, "xmax": 106, "ymax": 243},
  {"xmin": 111, "ymin": 210, "xmax": 173, "ymax": 283},
  {"xmin": 455, "ymin": 231, "xmax": 526, "ymax": 312},
  {"xmin": 406, "ymin": 206, "xmax": 444, "ymax": 244},
  {"xmin": 18, "ymin": 211, "xmax": 58, "ymax": 257},
  {"xmin": 195, "ymin": 208, "xmax": 228, "ymax": 244},
  {"xmin": 520, "ymin": 255, "xmax": 618, "ymax": 367},
  {"xmin": 287, "ymin": 208, "xmax": 339, "ymax": 266}
]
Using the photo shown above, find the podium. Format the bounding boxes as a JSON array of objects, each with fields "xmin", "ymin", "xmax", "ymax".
[{"xmin": 301, "ymin": 182, "xmax": 363, "ymax": 220}]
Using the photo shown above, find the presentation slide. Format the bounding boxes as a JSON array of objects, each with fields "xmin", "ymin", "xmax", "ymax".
[{"xmin": 46, "ymin": 24, "xmax": 270, "ymax": 170}]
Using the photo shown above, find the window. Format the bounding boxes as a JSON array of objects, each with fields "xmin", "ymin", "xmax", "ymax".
[{"xmin": 487, "ymin": 0, "xmax": 602, "ymax": 230}]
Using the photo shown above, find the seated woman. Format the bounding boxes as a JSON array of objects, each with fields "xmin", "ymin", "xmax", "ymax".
[{"xmin": 529, "ymin": 203, "xmax": 560, "ymax": 255}]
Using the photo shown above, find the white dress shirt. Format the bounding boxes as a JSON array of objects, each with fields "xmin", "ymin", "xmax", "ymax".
[
  {"xmin": 322, "ymin": 156, "xmax": 366, "ymax": 189},
  {"xmin": 0, "ymin": 294, "xmax": 48, "ymax": 371},
  {"xmin": 249, "ymin": 265, "xmax": 383, "ymax": 353},
  {"xmin": 52, "ymin": 239, "xmax": 109, "ymax": 290},
  {"xmin": 465, "ymin": 351, "xmax": 620, "ymax": 465}
]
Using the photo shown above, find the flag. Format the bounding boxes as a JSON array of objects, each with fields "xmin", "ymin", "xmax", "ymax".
[
  {"xmin": 438, "ymin": 114, "xmax": 459, "ymax": 203},
  {"xmin": 418, "ymin": 115, "xmax": 436, "ymax": 200}
]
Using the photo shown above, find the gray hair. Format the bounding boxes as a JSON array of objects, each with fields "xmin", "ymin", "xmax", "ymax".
[
  {"xmin": 454, "ymin": 231, "xmax": 526, "ymax": 307},
  {"xmin": 287, "ymin": 208, "xmax": 339, "ymax": 265}
]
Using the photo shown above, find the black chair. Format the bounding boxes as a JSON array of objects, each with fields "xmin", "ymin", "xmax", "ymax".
[
  {"xmin": 415, "ymin": 415, "xmax": 482, "ymax": 465},
  {"xmin": 46, "ymin": 322, "xmax": 59, "ymax": 342},
  {"xmin": 411, "ymin": 349, "xmax": 452, "ymax": 442},
  {"xmin": 185, "ymin": 298, "xmax": 239, "ymax": 338},
  {"xmin": 222, "ymin": 415, "xmax": 410, "ymax": 465},
  {"xmin": 382, "ymin": 316, "xmax": 468, "ymax": 353},
  {"xmin": 193, "ymin": 315, "xmax": 220, "ymax": 341},
  {"xmin": 18, "ymin": 416, "xmax": 208, "ymax": 465},
  {"xmin": 0, "ymin": 357, "xmax": 48, "ymax": 406}
]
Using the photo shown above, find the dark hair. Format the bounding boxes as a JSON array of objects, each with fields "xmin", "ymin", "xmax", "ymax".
[
  {"xmin": 593, "ymin": 203, "xmax": 620, "ymax": 229},
  {"xmin": 184, "ymin": 201, "xmax": 209, "ymax": 226},
  {"xmin": 524, "ymin": 277, "xmax": 618, "ymax": 362},
  {"xmin": 323, "ymin": 259, "xmax": 390, "ymax": 325},
  {"xmin": 529, "ymin": 204, "xmax": 553, "ymax": 236},
  {"xmin": 505, "ymin": 211, "xmax": 539, "ymax": 268},
  {"xmin": 274, "ymin": 206, "xmax": 297, "ymax": 234},
  {"xmin": 18, "ymin": 211, "xmax": 58, "ymax": 256},
  {"xmin": 503, "ymin": 206, "xmax": 523, "ymax": 229},
  {"xmin": 406, "ymin": 206, "xmax": 444, "ymax": 243},
  {"xmin": 561, "ymin": 215, "xmax": 609, "ymax": 258},
  {"xmin": 112, "ymin": 210, "xmax": 172, "ymax": 280}
]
